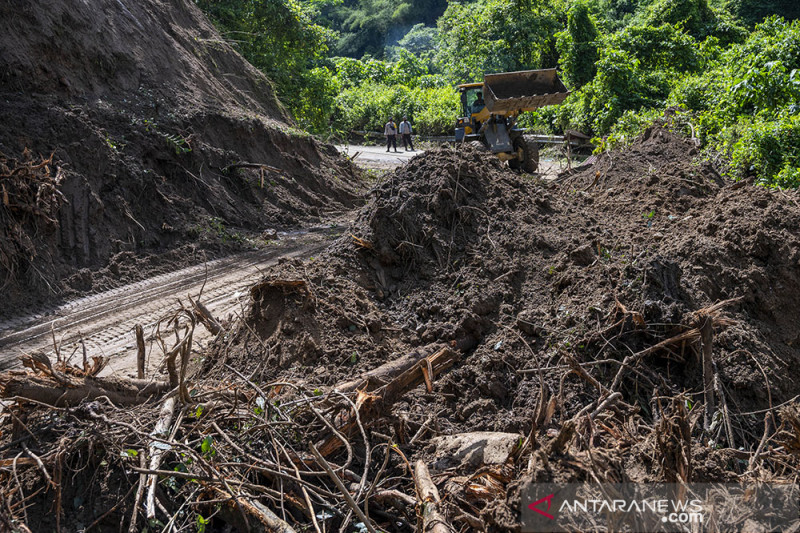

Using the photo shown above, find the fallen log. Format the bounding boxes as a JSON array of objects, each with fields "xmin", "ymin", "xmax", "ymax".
[
  {"xmin": 0, "ymin": 353, "xmax": 170, "ymax": 406},
  {"xmin": 319, "ymin": 346, "xmax": 459, "ymax": 456},
  {"xmin": 212, "ymin": 487, "xmax": 297, "ymax": 533},
  {"xmin": 335, "ymin": 343, "xmax": 445, "ymax": 393},
  {"xmin": 0, "ymin": 371, "xmax": 171, "ymax": 406},
  {"xmin": 414, "ymin": 460, "xmax": 452, "ymax": 533}
]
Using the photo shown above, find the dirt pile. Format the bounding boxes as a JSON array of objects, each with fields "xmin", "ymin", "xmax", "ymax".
[
  {"xmin": 0, "ymin": 0, "xmax": 361, "ymax": 311},
  {"xmin": 3, "ymin": 125, "xmax": 800, "ymax": 532},
  {"xmin": 206, "ymin": 127, "xmax": 800, "ymax": 528}
]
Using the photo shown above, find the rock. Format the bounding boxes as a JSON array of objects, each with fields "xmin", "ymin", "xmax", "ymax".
[
  {"xmin": 430, "ymin": 432, "xmax": 521, "ymax": 470},
  {"xmin": 569, "ymin": 244, "xmax": 595, "ymax": 266},
  {"xmin": 516, "ymin": 310, "xmax": 541, "ymax": 335},
  {"xmin": 458, "ymin": 398, "xmax": 496, "ymax": 420}
]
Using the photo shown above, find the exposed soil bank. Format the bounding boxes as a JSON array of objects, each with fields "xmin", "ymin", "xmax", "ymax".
[{"xmin": 0, "ymin": 0, "xmax": 362, "ymax": 314}]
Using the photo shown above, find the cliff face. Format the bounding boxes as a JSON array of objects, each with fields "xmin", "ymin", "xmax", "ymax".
[{"xmin": 0, "ymin": 0, "xmax": 361, "ymax": 309}]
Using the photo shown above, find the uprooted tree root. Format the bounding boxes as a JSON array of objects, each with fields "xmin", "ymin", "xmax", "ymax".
[
  {"xmin": 2, "ymin": 297, "xmax": 800, "ymax": 532},
  {"xmin": 0, "ymin": 149, "xmax": 65, "ymax": 291}
]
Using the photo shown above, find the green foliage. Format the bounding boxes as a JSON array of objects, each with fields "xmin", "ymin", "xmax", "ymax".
[
  {"xmin": 332, "ymin": 82, "xmax": 458, "ymax": 135},
  {"xmin": 726, "ymin": 114, "xmax": 800, "ymax": 187},
  {"xmin": 554, "ymin": 22, "xmax": 706, "ymax": 134},
  {"xmin": 394, "ymin": 23, "xmax": 439, "ymax": 56},
  {"xmin": 200, "ymin": 435, "xmax": 216, "ymax": 457},
  {"xmin": 669, "ymin": 16, "xmax": 800, "ymax": 185},
  {"xmin": 320, "ymin": 0, "xmax": 447, "ymax": 57},
  {"xmin": 195, "ymin": 0, "xmax": 334, "ymax": 125},
  {"xmin": 292, "ymin": 66, "xmax": 340, "ymax": 132},
  {"xmin": 719, "ymin": 0, "xmax": 800, "ymax": 27},
  {"xmin": 556, "ymin": 1, "xmax": 600, "ymax": 89},
  {"xmin": 604, "ymin": 23, "xmax": 702, "ymax": 71},
  {"xmin": 638, "ymin": 0, "xmax": 746, "ymax": 44},
  {"xmin": 435, "ymin": 0, "xmax": 565, "ymax": 82}
]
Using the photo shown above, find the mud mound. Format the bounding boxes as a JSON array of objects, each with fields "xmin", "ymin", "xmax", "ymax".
[
  {"xmin": 203, "ymin": 128, "xmax": 800, "ymax": 530},
  {"xmin": 0, "ymin": 0, "xmax": 362, "ymax": 312},
  {"xmin": 7, "ymin": 129, "xmax": 788, "ymax": 531}
]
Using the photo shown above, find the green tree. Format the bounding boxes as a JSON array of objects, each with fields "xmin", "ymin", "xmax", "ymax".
[
  {"xmin": 669, "ymin": 16, "xmax": 800, "ymax": 185},
  {"xmin": 436, "ymin": 0, "xmax": 565, "ymax": 83},
  {"xmin": 556, "ymin": 1, "xmax": 600, "ymax": 89},
  {"xmin": 195, "ymin": 0, "xmax": 335, "ymax": 129},
  {"xmin": 720, "ymin": 0, "xmax": 800, "ymax": 27},
  {"xmin": 319, "ymin": 0, "xmax": 447, "ymax": 57},
  {"xmin": 639, "ymin": 0, "xmax": 746, "ymax": 44}
]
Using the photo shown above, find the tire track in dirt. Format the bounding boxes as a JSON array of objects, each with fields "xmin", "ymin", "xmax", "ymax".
[{"xmin": 0, "ymin": 228, "xmax": 341, "ymax": 376}]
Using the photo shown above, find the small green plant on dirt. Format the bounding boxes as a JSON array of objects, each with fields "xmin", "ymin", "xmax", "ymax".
[
  {"xmin": 104, "ymin": 135, "xmax": 122, "ymax": 153},
  {"xmin": 200, "ymin": 435, "xmax": 216, "ymax": 458},
  {"xmin": 197, "ymin": 216, "xmax": 247, "ymax": 245},
  {"xmin": 161, "ymin": 132, "xmax": 192, "ymax": 155},
  {"xmin": 546, "ymin": 265, "xmax": 557, "ymax": 276},
  {"xmin": 196, "ymin": 514, "xmax": 211, "ymax": 533},
  {"xmin": 142, "ymin": 517, "xmax": 166, "ymax": 532}
]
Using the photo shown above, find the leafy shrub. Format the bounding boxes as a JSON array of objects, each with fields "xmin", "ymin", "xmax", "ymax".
[
  {"xmin": 669, "ymin": 16, "xmax": 800, "ymax": 185},
  {"xmin": 332, "ymin": 83, "xmax": 458, "ymax": 136}
]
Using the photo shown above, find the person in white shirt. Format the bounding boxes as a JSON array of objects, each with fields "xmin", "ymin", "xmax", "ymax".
[
  {"xmin": 384, "ymin": 118, "xmax": 398, "ymax": 152},
  {"xmin": 399, "ymin": 116, "xmax": 414, "ymax": 151}
]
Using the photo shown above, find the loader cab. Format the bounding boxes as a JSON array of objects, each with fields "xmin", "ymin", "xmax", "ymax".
[
  {"xmin": 455, "ymin": 83, "xmax": 486, "ymax": 141},
  {"xmin": 459, "ymin": 84, "xmax": 485, "ymax": 117}
]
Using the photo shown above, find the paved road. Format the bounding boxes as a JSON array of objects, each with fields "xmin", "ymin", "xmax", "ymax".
[
  {"xmin": 0, "ymin": 227, "xmax": 342, "ymax": 378},
  {"xmin": 338, "ymin": 144, "xmax": 563, "ymax": 177},
  {"xmin": 336, "ymin": 144, "xmax": 422, "ymax": 169}
]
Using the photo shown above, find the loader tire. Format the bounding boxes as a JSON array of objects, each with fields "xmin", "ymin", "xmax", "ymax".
[{"xmin": 516, "ymin": 135, "xmax": 539, "ymax": 173}]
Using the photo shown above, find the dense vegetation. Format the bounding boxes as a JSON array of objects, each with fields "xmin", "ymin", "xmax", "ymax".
[{"xmin": 195, "ymin": 0, "xmax": 800, "ymax": 186}]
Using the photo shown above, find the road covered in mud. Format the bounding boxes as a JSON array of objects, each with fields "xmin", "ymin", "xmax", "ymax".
[{"xmin": 0, "ymin": 226, "xmax": 343, "ymax": 376}]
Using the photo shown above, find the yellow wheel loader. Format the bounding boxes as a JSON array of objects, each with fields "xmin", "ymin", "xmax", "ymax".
[{"xmin": 455, "ymin": 69, "xmax": 569, "ymax": 172}]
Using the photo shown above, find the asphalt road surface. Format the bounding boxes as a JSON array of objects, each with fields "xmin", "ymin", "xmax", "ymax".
[
  {"xmin": 337, "ymin": 144, "xmax": 563, "ymax": 176},
  {"xmin": 336, "ymin": 144, "xmax": 422, "ymax": 169}
]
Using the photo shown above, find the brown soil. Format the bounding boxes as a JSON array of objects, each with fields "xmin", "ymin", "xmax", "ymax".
[
  {"xmin": 4, "ymin": 122, "xmax": 800, "ymax": 533},
  {"xmin": 0, "ymin": 0, "xmax": 362, "ymax": 315},
  {"xmin": 3, "ymin": 2, "xmax": 800, "ymax": 529},
  {"xmin": 204, "ymin": 124, "xmax": 800, "ymax": 529}
]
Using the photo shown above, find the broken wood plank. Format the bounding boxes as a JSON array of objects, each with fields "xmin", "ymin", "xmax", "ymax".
[
  {"xmin": 319, "ymin": 346, "xmax": 458, "ymax": 456},
  {"xmin": 414, "ymin": 460, "xmax": 451, "ymax": 533},
  {"xmin": 189, "ymin": 295, "xmax": 223, "ymax": 335},
  {"xmin": 335, "ymin": 343, "xmax": 445, "ymax": 393}
]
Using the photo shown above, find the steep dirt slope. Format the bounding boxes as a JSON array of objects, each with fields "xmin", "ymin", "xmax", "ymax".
[{"xmin": 0, "ymin": 0, "xmax": 361, "ymax": 311}]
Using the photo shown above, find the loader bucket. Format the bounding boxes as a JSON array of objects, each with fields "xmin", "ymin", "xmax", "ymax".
[{"xmin": 483, "ymin": 69, "xmax": 569, "ymax": 114}]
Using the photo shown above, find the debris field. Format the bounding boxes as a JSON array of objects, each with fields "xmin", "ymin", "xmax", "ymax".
[{"xmin": 3, "ymin": 124, "xmax": 800, "ymax": 532}]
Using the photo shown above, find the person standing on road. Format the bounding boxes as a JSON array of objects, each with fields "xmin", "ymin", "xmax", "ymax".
[
  {"xmin": 399, "ymin": 116, "xmax": 414, "ymax": 151},
  {"xmin": 384, "ymin": 117, "xmax": 398, "ymax": 152}
]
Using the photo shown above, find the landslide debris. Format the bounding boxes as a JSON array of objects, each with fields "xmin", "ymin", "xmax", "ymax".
[
  {"xmin": 206, "ymin": 126, "xmax": 800, "ymax": 527},
  {"xmin": 0, "ymin": 0, "xmax": 361, "ymax": 313},
  {"xmin": 3, "ymin": 124, "xmax": 800, "ymax": 532}
]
